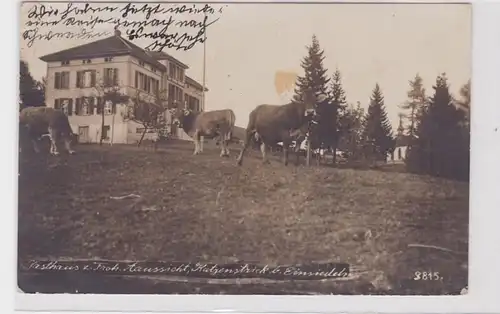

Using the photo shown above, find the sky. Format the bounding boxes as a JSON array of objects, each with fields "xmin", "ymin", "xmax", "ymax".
[{"xmin": 20, "ymin": 2, "xmax": 471, "ymax": 129}]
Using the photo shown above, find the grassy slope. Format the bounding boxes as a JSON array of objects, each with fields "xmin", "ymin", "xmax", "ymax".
[{"xmin": 18, "ymin": 142, "xmax": 468, "ymax": 295}]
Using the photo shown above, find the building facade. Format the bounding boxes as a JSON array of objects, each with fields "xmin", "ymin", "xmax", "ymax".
[{"xmin": 40, "ymin": 29, "xmax": 207, "ymax": 144}]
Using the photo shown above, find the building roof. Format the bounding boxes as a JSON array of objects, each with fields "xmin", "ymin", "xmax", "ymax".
[
  {"xmin": 186, "ymin": 76, "xmax": 209, "ymax": 92},
  {"xmin": 395, "ymin": 134, "xmax": 412, "ymax": 147},
  {"xmin": 147, "ymin": 51, "xmax": 189, "ymax": 70},
  {"xmin": 39, "ymin": 30, "xmax": 166, "ymax": 71}
]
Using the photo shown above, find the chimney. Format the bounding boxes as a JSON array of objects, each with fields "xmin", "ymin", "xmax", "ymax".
[{"xmin": 114, "ymin": 26, "xmax": 121, "ymax": 37}]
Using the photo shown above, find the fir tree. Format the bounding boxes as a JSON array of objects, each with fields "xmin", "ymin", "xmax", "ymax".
[
  {"xmin": 362, "ymin": 84, "xmax": 394, "ymax": 160},
  {"xmin": 292, "ymin": 35, "xmax": 331, "ymax": 150},
  {"xmin": 292, "ymin": 35, "xmax": 330, "ymax": 105},
  {"xmin": 19, "ymin": 60, "xmax": 44, "ymax": 110},
  {"xmin": 328, "ymin": 69, "xmax": 348, "ymax": 163},
  {"xmin": 406, "ymin": 73, "xmax": 469, "ymax": 181},
  {"xmin": 400, "ymin": 73, "xmax": 427, "ymax": 140}
]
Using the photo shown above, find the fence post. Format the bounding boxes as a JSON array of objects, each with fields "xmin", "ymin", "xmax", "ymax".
[{"xmin": 306, "ymin": 137, "xmax": 311, "ymax": 167}]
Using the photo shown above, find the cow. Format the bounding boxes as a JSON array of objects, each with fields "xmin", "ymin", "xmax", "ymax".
[
  {"xmin": 236, "ymin": 94, "xmax": 326, "ymax": 166},
  {"xmin": 170, "ymin": 108, "xmax": 236, "ymax": 157},
  {"xmin": 19, "ymin": 106, "xmax": 77, "ymax": 155}
]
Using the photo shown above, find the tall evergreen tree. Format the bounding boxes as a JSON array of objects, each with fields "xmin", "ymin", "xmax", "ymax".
[
  {"xmin": 400, "ymin": 73, "xmax": 427, "ymax": 140},
  {"xmin": 292, "ymin": 35, "xmax": 331, "ymax": 150},
  {"xmin": 19, "ymin": 60, "xmax": 44, "ymax": 111},
  {"xmin": 328, "ymin": 69, "xmax": 348, "ymax": 163},
  {"xmin": 406, "ymin": 73, "xmax": 469, "ymax": 181},
  {"xmin": 292, "ymin": 35, "xmax": 330, "ymax": 105},
  {"xmin": 362, "ymin": 84, "xmax": 394, "ymax": 160}
]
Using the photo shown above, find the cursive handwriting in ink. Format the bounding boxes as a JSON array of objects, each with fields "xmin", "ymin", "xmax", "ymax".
[
  {"xmin": 127, "ymin": 15, "xmax": 219, "ymax": 52},
  {"xmin": 23, "ymin": 2, "xmax": 223, "ymax": 50},
  {"xmin": 23, "ymin": 28, "xmax": 112, "ymax": 48},
  {"xmin": 60, "ymin": 3, "xmax": 119, "ymax": 20},
  {"xmin": 27, "ymin": 4, "xmax": 59, "ymax": 20}
]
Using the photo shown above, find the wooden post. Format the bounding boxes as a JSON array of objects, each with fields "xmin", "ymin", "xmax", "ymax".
[{"xmin": 306, "ymin": 137, "xmax": 311, "ymax": 167}]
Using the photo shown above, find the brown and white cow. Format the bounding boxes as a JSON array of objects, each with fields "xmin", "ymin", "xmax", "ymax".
[
  {"xmin": 236, "ymin": 94, "xmax": 325, "ymax": 166},
  {"xmin": 19, "ymin": 106, "xmax": 77, "ymax": 155},
  {"xmin": 170, "ymin": 108, "xmax": 236, "ymax": 157}
]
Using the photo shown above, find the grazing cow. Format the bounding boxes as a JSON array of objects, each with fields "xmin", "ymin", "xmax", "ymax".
[
  {"xmin": 236, "ymin": 94, "xmax": 325, "ymax": 166},
  {"xmin": 19, "ymin": 107, "xmax": 76, "ymax": 155},
  {"xmin": 170, "ymin": 108, "xmax": 236, "ymax": 157}
]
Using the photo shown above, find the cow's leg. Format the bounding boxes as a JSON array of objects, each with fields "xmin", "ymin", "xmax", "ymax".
[
  {"xmin": 48, "ymin": 127, "xmax": 60, "ymax": 156},
  {"xmin": 221, "ymin": 132, "xmax": 230, "ymax": 157},
  {"xmin": 193, "ymin": 131, "xmax": 201, "ymax": 155},
  {"xmin": 199, "ymin": 136, "xmax": 204, "ymax": 153},
  {"xmin": 260, "ymin": 142, "xmax": 270, "ymax": 164},
  {"xmin": 295, "ymin": 146, "xmax": 300, "ymax": 166},
  {"xmin": 283, "ymin": 146, "xmax": 289, "ymax": 166},
  {"xmin": 237, "ymin": 129, "xmax": 253, "ymax": 166},
  {"xmin": 63, "ymin": 135, "xmax": 76, "ymax": 155}
]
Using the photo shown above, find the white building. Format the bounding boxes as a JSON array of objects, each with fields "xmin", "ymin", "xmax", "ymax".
[{"xmin": 40, "ymin": 29, "xmax": 207, "ymax": 144}]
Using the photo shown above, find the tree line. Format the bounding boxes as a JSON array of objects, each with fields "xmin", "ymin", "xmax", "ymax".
[
  {"xmin": 292, "ymin": 35, "xmax": 470, "ymax": 181},
  {"xmin": 20, "ymin": 37, "xmax": 470, "ymax": 181}
]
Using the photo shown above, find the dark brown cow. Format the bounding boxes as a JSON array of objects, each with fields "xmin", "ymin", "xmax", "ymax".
[
  {"xmin": 236, "ymin": 94, "xmax": 325, "ymax": 166},
  {"xmin": 19, "ymin": 106, "xmax": 76, "ymax": 155},
  {"xmin": 170, "ymin": 108, "xmax": 236, "ymax": 157}
]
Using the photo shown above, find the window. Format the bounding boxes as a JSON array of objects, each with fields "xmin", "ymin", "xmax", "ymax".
[
  {"xmin": 103, "ymin": 68, "xmax": 119, "ymax": 86},
  {"xmin": 185, "ymin": 94, "xmax": 200, "ymax": 112},
  {"xmin": 54, "ymin": 98, "xmax": 73, "ymax": 115},
  {"xmin": 102, "ymin": 126, "xmax": 110, "ymax": 140},
  {"xmin": 76, "ymin": 97, "xmax": 95, "ymax": 115},
  {"xmin": 54, "ymin": 71, "xmax": 70, "ymax": 89},
  {"xmin": 104, "ymin": 100, "xmax": 113, "ymax": 115},
  {"xmin": 76, "ymin": 70, "xmax": 96, "ymax": 88},
  {"xmin": 82, "ymin": 59, "xmax": 92, "ymax": 64},
  {"xmin": 169, "ymin": 63, "xmax": 184, "ymax": 82},
  {"xmin": 104, "ymin": 57, "xmax": 114, "ymax": 62},
  {"xmin": 168, "ymin": 83, "xmax": 183, "ymax": 107},
  {"xmin": 134, "ymin": 71, "xmax": 159, "ymax": 94},
  {"xmin": 61, "ymin": 60, "xmax": 70, "ymax": 65}
]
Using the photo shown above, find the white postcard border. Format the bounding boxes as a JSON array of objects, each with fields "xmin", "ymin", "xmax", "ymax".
[{"xmin": 7, "ymin": 0, "xmax": 500, "ymax": 313}]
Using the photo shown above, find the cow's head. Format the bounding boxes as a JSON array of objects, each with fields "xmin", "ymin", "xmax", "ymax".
[
  {"xmin": 170, "ymin": 108, "xmax": 191, "ymax": 127},
  {"xmin": 302, "ymin": 93, "xmax": 327, "ymax": 119}
]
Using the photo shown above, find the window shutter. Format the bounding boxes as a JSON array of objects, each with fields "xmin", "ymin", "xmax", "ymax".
[
  {"xmin": 89, "ymin": 97, "xmax": 95, "ymax": 114},
  {"xmin": 91, "ymin": 71, "xmax": 96, "ymax": 87},
  {"xmin": 112, "ymin": 102, "xmax": 117, "ymax": 114},
  {"xmin": 75, "ymin": 98, "xmax": 82, "ymax": 115},
  {"xmin": 54, "ymin": 72, "xmax": 60, "ymax": 89},
  {"xmin": 135, "ymin": 71, "xmax": 138, "ymax": 88},
  {"xmin": 68, "ymin": 99, "xmax": 73, "ymax": 116},
  {"xmin": 96, "ymin": 97, "xmax": 103, "ymax": 115},
  {"xmin": 76, "ymin": 71, "xmax": 81, "ymax": 88},
  {"xmin": 113, "ymin": 68, "xmax": 119, "ymax": 86},
  {"xmin": 63, "ymin": 72, "xmax": 69, "ymax": 88}
]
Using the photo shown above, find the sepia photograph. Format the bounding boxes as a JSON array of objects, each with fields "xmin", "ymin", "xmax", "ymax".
[{"xmin": 18, "ymin": 1, "xmax": 470, "ymax": 296}]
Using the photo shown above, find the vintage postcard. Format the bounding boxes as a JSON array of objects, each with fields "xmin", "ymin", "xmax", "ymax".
[{"xmin": 18, "ymin": 1, "xmax": 471, "ymax": 298}]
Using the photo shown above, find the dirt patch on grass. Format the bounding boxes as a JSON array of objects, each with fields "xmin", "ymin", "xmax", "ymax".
[{"xmin": 18, "ymin": 143, "xmax": 469, "ymax": 295}]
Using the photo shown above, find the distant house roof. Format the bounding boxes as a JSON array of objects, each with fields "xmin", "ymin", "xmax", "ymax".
[
  {"xmin": 186, "ymin": 76, "xmax": 208, "ymax": 92},
  {"xmin": 395, "ymin": 134, "xmax": 412, "ymax": 147},
  {"xmin": 39, "ymin": 30, "xmax": 166, "ymax": 71},
  {"xmin": 147, "ymin": 51, "xmax": 189, "ymax": 70}
]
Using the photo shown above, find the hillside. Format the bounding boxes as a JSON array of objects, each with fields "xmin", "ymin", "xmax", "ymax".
[{"xmin": 18, "ymin": 142, "xmax": 468, "ymax": 295}]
